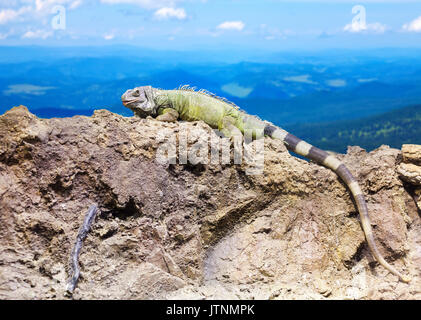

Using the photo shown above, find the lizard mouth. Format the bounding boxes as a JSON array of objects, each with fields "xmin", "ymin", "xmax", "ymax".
[{"xmin": 122, "ymin": 98, "xmax": 140, "ymax": 106}]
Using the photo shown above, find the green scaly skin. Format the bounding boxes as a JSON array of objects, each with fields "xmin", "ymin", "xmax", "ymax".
[
  {"xmin": 140, "ymin": 87, "xmax": 266, "ymax": 139},
  {"xmin": 121, "ymin": 85, "xmax": 410, "ymax": 283}
]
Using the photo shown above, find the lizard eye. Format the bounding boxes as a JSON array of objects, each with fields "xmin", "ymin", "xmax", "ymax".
[{"xmin": 132, "ymin": 89, "xmax": 140, "ymax": 97}]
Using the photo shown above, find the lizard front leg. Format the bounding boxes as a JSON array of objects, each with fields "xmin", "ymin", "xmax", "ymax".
[
  {"xmin": 156, "ymin": 108, "xmax": 179, "ymax": 122},
  {"xmin": 220, "ymin": 116, "xmax": 244, "ymax": 160}
]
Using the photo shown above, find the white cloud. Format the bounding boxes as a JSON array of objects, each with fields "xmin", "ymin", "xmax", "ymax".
[
  {"xmin": 35, "ymin": 0, "xmax": 54, "ymax": 12},
  {"xmin": 0, "ymin": 9, "xmax": 20, "ymax": 24},
  {"xmin": 344, "ymin": 22, "xmax": 364, "ymax": 33},
  {"xmin": 0, "ymin": 1, "xmax": 83, "ymax": 39},
  {"xmin": 100, "ymin": 0, "xmax": 177, "ymax": 9},
  {"xmin": 0, "ymin": 1, "xmax": 80, "ymax": 25},
  {"xmin": 69, "ymin": 0, "xmax": 82, "ymax": 9},
  {"xmin": 153, "ymin": 7, "xmax": 186, "ymax": 20},
  {"xmin": 368, "ymin": 23, "xmax": 387, "ymax": 33},
  {"xmin": 216, "ymin": 21, "xmax": 245, "ymax": 31},
  {"xmin": 103, "ymin": 33, "xmax": 115, "ymax": 40},
  {"xmin": 34, "ymin": 0, "xmax": 82, "ymax": 13},
  {"xmin": 22, "ymin": 29, "xmax": 53, "ymax": 39},
  {"xmin": 259, "ymin": 23, "xmax": 286, "ymax": 40},
  {"xmin": 344, "ymin": 22, "xmax": 387, "ymax": 33},
  {"xmin": 402, "ymin": 16, "xmax": 421, "ymax": 32},
  {"xmin": 368, "ymin": 22, "xmax": 387, "ymax": 33},
  {"xmin": 0, "ymin": 1, "xmax": 19, "ymax": 5},
  {"xmin": 0, "ymin": 28, "xmax": 15, "ymax": 39},
  {"xmin": 266, "ymin": 0, "xmax": 421, "ymax": 2},
  {"xmin": 0, "ymin": 6, "xmax": 30, "ymax": 24}
]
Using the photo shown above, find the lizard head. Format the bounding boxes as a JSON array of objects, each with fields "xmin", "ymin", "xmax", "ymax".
[{"xmin": 121, "ymin": 86, "xmax": 158, "ymax": 117}]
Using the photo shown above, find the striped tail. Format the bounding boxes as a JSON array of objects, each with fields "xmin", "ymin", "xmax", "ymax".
[{"xmin": 264, "ymin": 124, "xmax": 410, "ymax": 283}]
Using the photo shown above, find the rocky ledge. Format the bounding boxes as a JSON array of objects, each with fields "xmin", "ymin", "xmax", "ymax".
[{"xmin": 0, "ymin": 106, "xmax": 420, "ymax": 300}]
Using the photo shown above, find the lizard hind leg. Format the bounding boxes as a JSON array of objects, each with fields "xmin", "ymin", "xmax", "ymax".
[{"xmin": 219, "ymin": 116, "xmax": 244, "ymax": 162}]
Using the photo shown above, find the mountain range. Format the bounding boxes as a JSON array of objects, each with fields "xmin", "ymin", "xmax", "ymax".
[{"xmin": 1, "ymin": 46, "xmax": 420, "ymax": 152}]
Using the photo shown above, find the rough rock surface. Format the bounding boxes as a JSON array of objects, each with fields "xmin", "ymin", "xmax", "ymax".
[
  {"xmin": 398, "ymin": 163, "xmax": 421, "ymax": 186},
  {"xmin": 0, "ymin": 106, "xmax": 420, "ymax": 300},
  {"xmin": 398, "ymin": 144, "xmax": 421, "ymax": 214},
  {"xmin": 401, "ymin": 144, "xmax": 421, "ymax": 166}
]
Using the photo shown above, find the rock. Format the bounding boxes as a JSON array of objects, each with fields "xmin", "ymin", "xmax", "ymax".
[
  {"xmin": 313, "ymin": 278, "xmax": 332, "ymax": 297},
  {"xmin": 0, "ymin": 106, "xmax": 420, "ymax": 300},
  {"xmin": 397, "ymin": 163, "xmax": 421, "ymax": 186},
  {"xmin": 415, "ymin": 189, "xmax": 421, "ymax": 211},
  {"xmin": 398, "ymin": 144, "xmax": 421, "ymax": 211},
  {"xmin": 402, "ymin": 144, "xmax": 421, "ymax": 165}
]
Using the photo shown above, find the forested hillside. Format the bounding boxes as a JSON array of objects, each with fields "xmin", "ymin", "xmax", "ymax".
[{"xmin": 287, "ymin": 105, "xmax": 421, "ymax": 152}]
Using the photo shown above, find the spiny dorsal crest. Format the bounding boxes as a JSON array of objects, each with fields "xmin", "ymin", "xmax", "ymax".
[{"xmin": 176, "ymin": 84, "xmax": 240, "ymax": 110}]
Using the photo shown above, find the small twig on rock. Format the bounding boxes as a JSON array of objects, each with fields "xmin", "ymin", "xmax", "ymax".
[{"xmin": 66, "ymin": 204, "xmax": 99, "ymax": 295}]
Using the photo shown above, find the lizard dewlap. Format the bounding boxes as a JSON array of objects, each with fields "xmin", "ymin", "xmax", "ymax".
[{"xmin": 121, "ymin": 85, "xmax": 410, "ymax": 283}]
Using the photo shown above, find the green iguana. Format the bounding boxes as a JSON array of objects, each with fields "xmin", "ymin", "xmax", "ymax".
[{"xmin": 121, "ymin": 85, "xmax": 410, "ymax": 283}]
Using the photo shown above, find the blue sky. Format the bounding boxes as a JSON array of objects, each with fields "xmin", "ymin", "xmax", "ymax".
[{"xmin": 1, "ymin": 0, "xmax": 421, "ymax": 50}]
